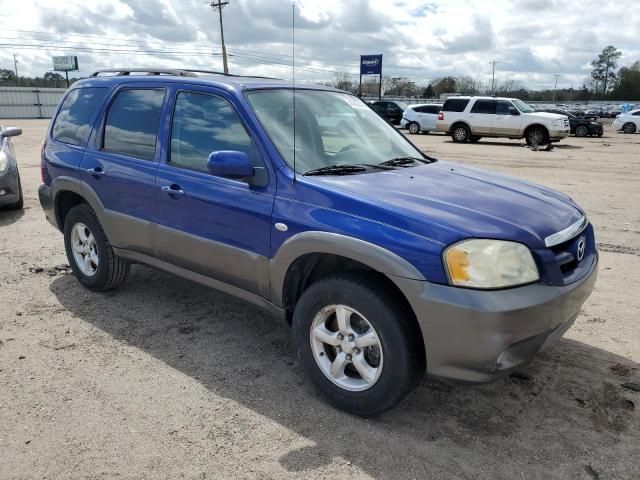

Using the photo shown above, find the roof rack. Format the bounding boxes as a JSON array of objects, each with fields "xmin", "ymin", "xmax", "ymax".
[
  {"xmin": 89, "ymin": 68, "xmax": 198, "ymax": 77},
  {"xmin": 89, "ymin": 68, "xmax": 281, "ymax": 80}
]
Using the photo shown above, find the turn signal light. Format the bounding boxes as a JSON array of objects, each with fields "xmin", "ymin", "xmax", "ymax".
[{"xmin": 437, "ymin": 112, "xmax": 444, "ymax": 121}]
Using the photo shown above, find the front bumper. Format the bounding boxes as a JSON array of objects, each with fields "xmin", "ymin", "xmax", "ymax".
[
  {"xmin": 0, "ymin": 167, "xmax": 20, "ymax": 207},
  {"xmin": 400, "ymin": 118, "xmax": 409, "ymax": 129},
  {"xmin": 395, "ymin": 253, "xmax": 598, "ymax": 383},
  {"xmin": 612, "ymin": 120, "xmax": 623, "ymax": 130},
  {"xmin": 38, "ymin": 184, "xmax": 59, "ymax": 229},
  {"xmin": 549, "ymin": 128, "xmax": 570, "ymax": 140}
]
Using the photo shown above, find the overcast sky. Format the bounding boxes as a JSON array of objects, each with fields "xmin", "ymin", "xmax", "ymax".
[{"xmin": 0, "ymin": 0, "xmax": 637, "ymax": 90}]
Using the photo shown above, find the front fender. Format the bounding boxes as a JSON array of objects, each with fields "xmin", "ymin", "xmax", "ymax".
[{"xmin": 269, "ymin": 231, "xmax": 426, "ymax": 306}]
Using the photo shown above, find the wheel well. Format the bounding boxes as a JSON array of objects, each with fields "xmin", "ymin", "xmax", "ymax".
[
  {"xmin": 450, "ymin": 122, "xmax": 469, "ymax": 134},
  {"xmin": 55, "ymin": 191, "xmax": 86, "ymax": 230},
  {"xmin": 524, "ymin": 123, "xmax": 549, "ymax": 136},
  {"xmin": 282, "ymin": 253, "xmax": 418, "ymax": 327}
]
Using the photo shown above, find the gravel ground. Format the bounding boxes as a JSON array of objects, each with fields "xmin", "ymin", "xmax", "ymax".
[{"xmin": 1, "ymin": 120, "xmax": 639, "ymax": 480}]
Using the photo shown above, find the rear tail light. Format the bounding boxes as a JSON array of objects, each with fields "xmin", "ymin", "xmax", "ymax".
[
  {"xmin": 437, "ymin": 112, "xmax": 444, "ymax": 120},
  {"xmin": 40, "ymin": 140, "xmax": 48, "ymax": 184}
]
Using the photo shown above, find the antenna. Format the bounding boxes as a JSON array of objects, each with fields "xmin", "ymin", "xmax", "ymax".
[{"xmin": 291, "ymin": 2, "xmax": 297, "ymax": 184}]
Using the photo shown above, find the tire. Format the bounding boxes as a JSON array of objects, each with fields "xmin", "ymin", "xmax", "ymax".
[
  {"xmin": 292, "ymin": 273, "xmax": 425, "ymax": 416},
  {"xmin": 451, "ymin": 124, "xmax": 470, "ymax": 143},
  {"xmin": 575, "ymin": 125, "xmax": 588, "ymax": 137},
  {"xmin": 470, "ymin": 135, "xmax": 482, "ymax": 143},
  {"xmin": 622, "ymin": 122, "xmax": 636, "ymax": 134},
  {"xmin": 63, "ymin": 203, "xmax": 129, "ymax": 291},
  {"xmin": 525, "ymin": 126, "xmax": 549, "ymax": 146},
  {"xmin": 597, "ymin": 133, "xmax": 603, "ymax": 137},
  {"xmin": 408, "ymin": 122, "xmax": 420, "ymax": 134},
  {"xmin": 7, "ymin": 170, "xmax": 23, "ymax": 210}
]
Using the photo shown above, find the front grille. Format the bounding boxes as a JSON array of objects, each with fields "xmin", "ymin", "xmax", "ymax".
[
  {"xmin": 563, "ymin": 119, "xmax": 570, "ymax": 128},
  {"xmin": 542, "ymin": 223, "xmax": 595, "ymax": 285}
]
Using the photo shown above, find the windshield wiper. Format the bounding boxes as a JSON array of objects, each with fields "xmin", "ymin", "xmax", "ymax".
[
  {"xmin": 379, "ymin": 156, "xmax": 423, "ymax": 167},
  {"xmin": 303, "ymin": 164, "xmax": 367, "ymax": 176}
]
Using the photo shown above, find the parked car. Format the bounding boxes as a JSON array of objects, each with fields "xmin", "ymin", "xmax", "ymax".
[
  {"xmin": 400, "ymin": 103, "xmax": 441, "ymax": 134},
  {"xmin": 38, "ymin": 69, "xmax": 597, "ymax": 416},
  {"xmin": 436, "ymin": 96, "xmax": 570, "ymax": 145},
  {"xmin": 369, "ymin": 100, "xmax": 407, "ymax": 125},
  {"xmin": 537, "ymin": 109, "xmax": 603, "ymax": 137},
  {"xmin": 0, "ymin": 125, "xmax": 23, "ymax": 210},
  {"xmin": 612, "ymin": 109, "xmax": 640, "ymax": 133}
]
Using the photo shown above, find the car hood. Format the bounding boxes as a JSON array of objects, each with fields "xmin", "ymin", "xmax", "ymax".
[
  {"xmin": 528, "ymin": 112, "xmax": 567, "ymax": 120},
  {"xmin": 310, "ymin": 160, "xmax": 584, "ymax": 249}
]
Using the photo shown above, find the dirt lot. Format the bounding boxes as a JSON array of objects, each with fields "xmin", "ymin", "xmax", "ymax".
[{"xmin": 1, "ymin": 120, "xmax": 639, "ymax": 479}]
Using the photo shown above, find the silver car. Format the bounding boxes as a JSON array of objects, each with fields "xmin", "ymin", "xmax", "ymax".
[{"xmin": 0, "ymin": 126, "xmax": 23, "ymax": 210}]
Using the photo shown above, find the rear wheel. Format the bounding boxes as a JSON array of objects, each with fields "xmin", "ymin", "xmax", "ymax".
[
  {"xmin": 451, "ymin": 124, "xmax": 470, "ymax": 143},
  {"xmin": 622, "ymin": 122, "xmax": 636, "ymax": 134},
  {"xmin": 408, "ymin": 122, "xmax": 420, "ymax": 134},
  {"xmin": 64, "ymin": 204, "xmax": 129, "ymax": 291},
  {"xmin": 293, "ymin": 274, "xmax": 425, "ymax": 416},
  {"xmin": 575, "ymin": 125, "xmax": 588, "ymax": 137},
  {"xmin": 525, "ymin": 126, "xmax": 549, "ymax": 146}
]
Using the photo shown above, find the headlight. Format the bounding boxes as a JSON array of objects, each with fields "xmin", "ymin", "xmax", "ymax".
[
  {"xmin": 443, "ymin": 239, "xmax": 539, "ymax": 289},
  {"xmin": 551, "ymin": 119, "xmax": 562, "ymax": 126},
  {"xmin": 0, "ymin": 151, "xmax": 8, "ymax": 172}
]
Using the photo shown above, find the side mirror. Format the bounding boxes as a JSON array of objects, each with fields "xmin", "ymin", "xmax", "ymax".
[
  {"xmin": 207, "ymin": 151, "xmax": 254, "ymax": 179},
  {"xmin": 0, "ymin": 127, "xmax": 22, "ymax": 138},
  {"xmin": 508, "ymin": 107, "xmax": 520, "ymax": 116}
]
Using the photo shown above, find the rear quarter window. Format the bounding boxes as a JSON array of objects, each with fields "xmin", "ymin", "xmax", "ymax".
[
  {"xmin": 52, "ymin": 87, "xmax": 109, "ymax": 146},
  {"xmin": 442, "ymin": 99, "xmax": 470, "ymax": 112}
]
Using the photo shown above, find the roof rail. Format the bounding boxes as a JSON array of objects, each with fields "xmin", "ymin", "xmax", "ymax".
[{"xmin": 89, "ymin": 68, "xmax": 198, "ymax": 77}]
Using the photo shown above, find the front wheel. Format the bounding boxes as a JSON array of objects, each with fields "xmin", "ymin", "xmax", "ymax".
[
  {"xmin": 293, "ymin": 274, "xmax": 425, "ymax": 416},
  {"xmin": 622, "ymin": 122, "xmax": 637, "ymax": 134},
  {"xmin": 525, "ymin": 126, "xmax": 549, "ymax": 146},
  {"xmin": 64, "ymin": 204, "xmax": 129, "ymax": 291},
  {"xmin": 408, "ymin": 122, "xmax": 420, "ymax": 134},
  {"xmin": 575, "ymin": 125, "xmax": 588, "ymax": 137}
]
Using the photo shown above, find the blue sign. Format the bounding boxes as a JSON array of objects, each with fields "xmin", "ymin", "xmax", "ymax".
[{"xmin": 360, "ymin": 54, "xmax": 383, "ymax": 75}]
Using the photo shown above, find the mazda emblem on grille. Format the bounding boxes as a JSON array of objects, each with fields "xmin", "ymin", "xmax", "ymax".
[{"xmin": 577, "ymin": 238, "xmax": 586, "ymax": 261}]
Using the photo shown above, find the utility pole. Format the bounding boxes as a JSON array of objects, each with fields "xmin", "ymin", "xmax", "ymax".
[
  {"xmin": 489, "ymin": 60, "xmax": 500, "ymax": 94},
  {"xmin": 13, "ymin": 54, "xmax": 19, "ymax": 86},
  {"xmin": 208, "ymin": 1, "xmax": 229, "ymax": 74},
  {"xmin": 552, "ymin": 74, "xmax": 560, "ymax": 103}
]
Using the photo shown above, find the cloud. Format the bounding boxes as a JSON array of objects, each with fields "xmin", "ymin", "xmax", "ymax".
[{"xmin": 440, "ymin": 16, "xmax": 494, "ymax": 54}]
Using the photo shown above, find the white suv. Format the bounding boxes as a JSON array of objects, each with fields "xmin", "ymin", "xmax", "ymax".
[
  {"xmin": 436, "ymin": 96, "xmax": 570, "ymax": 145},
  {"xmin": 400, "ymin": 103, "xmax": 441, "ymax": 134},
  {"xmin": 612, "ymin": 109, "xmax": 640, "ymax": 134}
]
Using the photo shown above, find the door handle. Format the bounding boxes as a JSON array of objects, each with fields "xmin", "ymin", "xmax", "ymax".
[
  {"xmin": 86, "ymin": 167, "xmax": 105, "ymax": 178},
  {"xmin": 161, "ymin": 184, "xmax": 184, "ymax": 199}
]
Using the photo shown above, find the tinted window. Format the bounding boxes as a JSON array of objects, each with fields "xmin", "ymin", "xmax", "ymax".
[
  {"xmin": 633, "ymin": 111, "xmax": 640, "ymax": 116},
  {"xmin": 442, "ymin": 98, "xmax": 470, "ymax": 112},
  {"xmin": 52, "ymin": 87, "xmax": 108, "ymax": 146},
  {"xmin": 426, "ymin": 105, "xmax": 440, "ymax": 114},
  {"xmin": 470, "ymin": 100, "xmax": 497, "ymax": 114},
  {"xmin": 170, "ymin": 91, "xmax": 252, "ymax": 173},
  {"xmin": 496, "ymin": 101, "xmax": 514, "ymax": 115},
  {"xmin": 103, "ymin": 89, "xmax": 165, "ymax": 161}
]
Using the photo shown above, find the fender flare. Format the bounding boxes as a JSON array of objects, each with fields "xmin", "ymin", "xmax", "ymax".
[
  {"xmin": 269, "ymin": 231, "xmax": 425, "ymax": 306},
  {"xmin": 50, "ymin": 177, "xmax": 107, "ymax": 228}
]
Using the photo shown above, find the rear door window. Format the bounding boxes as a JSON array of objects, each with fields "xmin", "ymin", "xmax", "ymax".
[
  {"xmin": 442, "ymin": 98, "xmax": 470, "ymax": 112},
  {"xmin": 52, "ymin": 87, "xmax": 109, "ymax": 146},
  {"xmin": 496, "ymin": 101, "xmax": 514, "ymax": 115},
  {"xmin": 102, "ymin": 89, "xmax": 165, "ymax": 161},
  {"xmin": 471, "ymin": 100, "xmax": 497, "ymax": 115}
]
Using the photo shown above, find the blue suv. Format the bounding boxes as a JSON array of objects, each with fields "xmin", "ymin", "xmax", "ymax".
[{"xmin": 38, "ymin": 69, "xmax": 597, "ymax": 415}]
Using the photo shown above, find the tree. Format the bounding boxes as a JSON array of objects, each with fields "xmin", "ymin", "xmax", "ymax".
[
  {"xmin": 456, "ymin": 76, "xmax": 482, "ymax": 95},
  {"xmin": 423, "ymin": 84, "xmax": 435, "ymax": 98},
  {"xmin": 327, "ymin": 72, "xmax": 355, "ymax": 93},
  {"xmin": 611, "ymin": 61, "xmax": 640, "ymax": 100},
  {"xmin": 591, "ymin": 46, "xmax": 622, "ymax": 96},
  {"xmin": 0, "ymin": 68, "xmax": 16, "ymax": 85},
  {"xmin": 43, "ymin": 72, "xmax": 65, "ymax": 88},
  {"xmin": 431, "ymin": 76, "xmax": 457, "ymax": 98}
]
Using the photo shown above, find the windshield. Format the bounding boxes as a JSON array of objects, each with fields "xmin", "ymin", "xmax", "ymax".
[
  {"xmin": 512, "ymin": 99, "xmax": 535, "ymax": 113},
  {"xmin": 245, "ymin": 90, "xmax": 424, "ymax": 174},
  {"xmin": 396, "ymin": 101, "xmax": 409, "ymax": 110}
]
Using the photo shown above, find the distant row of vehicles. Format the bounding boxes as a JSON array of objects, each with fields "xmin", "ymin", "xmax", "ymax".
[{"xmin": 369, "ymin": 98, "xmax": 637, "ymax": 141}]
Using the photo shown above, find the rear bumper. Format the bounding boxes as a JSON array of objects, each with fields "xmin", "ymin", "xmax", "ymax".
[
  {"xmin": 0, "ymin": 167, "xmax": 20, "ymax": 207},
  {"xmin": 395, "ymin": 253, "xmax": 598, "ymax": 383},
  {"xmin": 38, "ymin": 183, "xmax": 59, "ymax": 229}
]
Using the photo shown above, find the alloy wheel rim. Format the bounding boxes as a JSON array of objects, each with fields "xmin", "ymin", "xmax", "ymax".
[
  {"xmin": 529, "ymin": 130, "xmax": 543, "ymax": 144},
  {"xmin": 454, "ymin": 128, "xmax": 466, "ymax": 141},
  {"xmin": 71, "ymin": 222, "xmax": 99, "ymax": 277},
  {"xmin": 310, "ymin": 304, "xmax": 383, "ymax": 392},
  {"xmin": 409, "ymin": 123, "xmax": 419, "ymax": 134}
]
